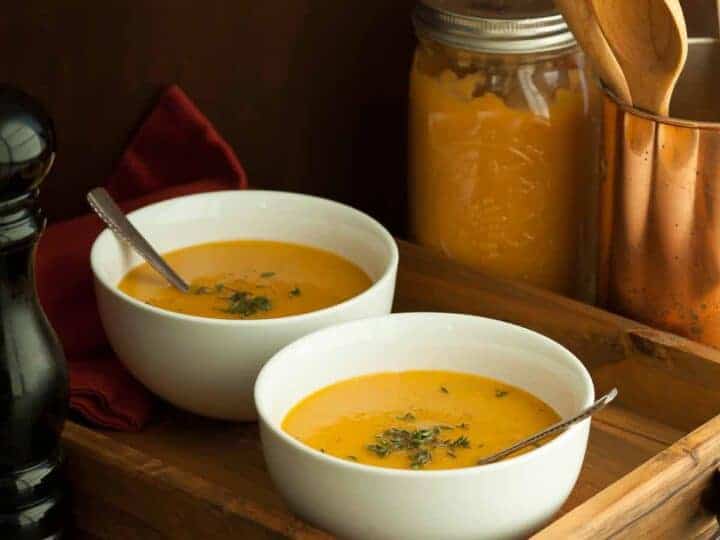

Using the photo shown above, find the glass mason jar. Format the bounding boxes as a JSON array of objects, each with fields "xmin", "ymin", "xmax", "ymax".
[{"xmin": 409, "ymin": 0, "xmax": 600, "ymax": 301}]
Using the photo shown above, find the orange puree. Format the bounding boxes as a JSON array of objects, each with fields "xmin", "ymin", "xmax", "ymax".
[
  {"xmin": 118, "ymin": 240, "xmax": 372, "ymax": 320},
  {"xmin": 283, "ymin": 370, "xmax": 560, "ymax": 471},
  {"xmin": 409, "ymin": 45, "xmax": 598, "ymax": 298}
]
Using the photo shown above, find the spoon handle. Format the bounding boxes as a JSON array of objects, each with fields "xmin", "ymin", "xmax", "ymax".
[
  {"xmin": 87, "ymin": 187, "xmax": 190, "ymax": 293},
  {"xmin": 477, "ymin": 388, "xmax": 618, "ymax": 465}
]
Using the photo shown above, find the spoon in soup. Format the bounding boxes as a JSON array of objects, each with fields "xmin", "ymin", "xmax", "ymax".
[
  {"xmin": 477, "ymin": 387, "xmax": 618, "ymax": 465},
  {"xmin": 87, "ymin": 187, "xmax": 190, "ymax": 293}
]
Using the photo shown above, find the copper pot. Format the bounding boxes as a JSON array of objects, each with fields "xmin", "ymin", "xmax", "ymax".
[{"xmin": 599, "ymin": 38, "xmax": 720, "ymax": 346}]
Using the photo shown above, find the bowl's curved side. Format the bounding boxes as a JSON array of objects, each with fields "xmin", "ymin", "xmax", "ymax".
[
  {"xmin": 259, "ymin": 416, "xmax": 589, "ymax": 540},
  {"xmin": 254, "ymin": 312, "xmax": 594, "ymax": 539},
  {"xmin": 89, "ymin": 190, "xmax": 399, "ymax": 420},
  {"xmin": 94, "ymin": 268, "xmax": 397, "ymax": 420}
]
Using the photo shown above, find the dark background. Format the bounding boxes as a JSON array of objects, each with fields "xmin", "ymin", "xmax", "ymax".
[{"xmin": 0, "ymin": 0, "xmax": 714, "ymax": 232}]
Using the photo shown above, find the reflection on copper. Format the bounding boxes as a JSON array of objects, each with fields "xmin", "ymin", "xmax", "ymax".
[
  {"xmin": 597, "ymin": 99, "xmax": 617, "ymax": 305},
  {"xmin": 600, "ymin": 94, "xmax": 719, "ymax": 346}
]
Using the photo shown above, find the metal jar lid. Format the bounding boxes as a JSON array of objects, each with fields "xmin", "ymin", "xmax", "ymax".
[{"xmin": 413, "ymin": 0, "xmax": 577, "ymax": 54}]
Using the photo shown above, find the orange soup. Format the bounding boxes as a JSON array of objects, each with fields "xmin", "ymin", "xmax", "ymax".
[
  {"xmin": 408, "ymin": 42, "xmax": 598, "ymax": 298},
  {"xmin": 282, "ymin": 370, "xmax": 560, "ymax": 471},
  {"xmin": 118, "ymin": 240, "xmax": 372, "ymax": 320}
]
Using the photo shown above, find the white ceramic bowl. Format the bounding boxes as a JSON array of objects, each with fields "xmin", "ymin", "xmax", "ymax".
[
  {"xmin": 256, "ymin": 313, "xmax": 594, "ymax": 540},
  {"xmin": 90, "ymin": 190, "xmax": 398, "ymax": 420}
]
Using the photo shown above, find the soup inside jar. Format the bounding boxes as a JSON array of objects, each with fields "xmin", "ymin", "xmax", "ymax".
[
  {"xmin": 118, "ymin": 240, "xmax": 372, "ymax": 320},
  {"xmin": 282, "ymin": 370, "xmax": 561, "ymax": 470},
  {"xmin": 409, "ymin": 40, "xmax": 598, "ymax": 299}
]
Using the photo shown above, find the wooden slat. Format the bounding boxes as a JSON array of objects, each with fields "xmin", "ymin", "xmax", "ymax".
[
  {"xmin": 0, "ymin": 0, "xmax": 415, "ymax": 229},
  {"xmin": 63, "ymin": 423, "xmax": 331, "ymax": 540},
  {"xmin": 535, "ymin": 415, "xmax": 720, "ymax": 538},
  {"xmin": 558, "ymin": 410, "xmax": 682, "ymax": 515}
]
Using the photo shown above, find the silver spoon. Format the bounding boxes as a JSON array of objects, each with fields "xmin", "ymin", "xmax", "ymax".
[
  {"xmin": 477, "ymin": 388, "xmax": 618, "ymax": 466},
  {"xmin": 87, "ymin": 187, "xmax": 190, "ymax": 293}
]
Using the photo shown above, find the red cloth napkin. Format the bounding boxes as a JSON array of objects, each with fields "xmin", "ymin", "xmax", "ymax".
[{"xmin": 36, "ymin": 85, "xmax": 248, "ymax": 431}]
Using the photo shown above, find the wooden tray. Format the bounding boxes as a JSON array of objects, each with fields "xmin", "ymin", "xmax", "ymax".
[{"xmin": 64, "ymin": 241, "xmax": 720, "ymax": 539}]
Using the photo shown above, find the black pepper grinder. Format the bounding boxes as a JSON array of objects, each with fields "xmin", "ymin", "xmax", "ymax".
[{"xmin": 0, "ymin": 86, "xmax": 69, "ymax": 539}]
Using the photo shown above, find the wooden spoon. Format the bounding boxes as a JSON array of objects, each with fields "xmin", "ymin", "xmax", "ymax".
[
  {"xmin": 555, "ymin": 0, "xmax": 631, "ymax": 104},
  {"xmin": 590, "ymin": 0, "xmax": 688, "ymax": 116}
]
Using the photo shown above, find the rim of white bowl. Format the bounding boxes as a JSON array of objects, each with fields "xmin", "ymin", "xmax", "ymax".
[
  {"xmin": 89, "ymin": 190, "xmax": 399, "ymax": 327},
  {"xmin": 255, "ymin": 312, "xmax": 595, "ymax": 477}
]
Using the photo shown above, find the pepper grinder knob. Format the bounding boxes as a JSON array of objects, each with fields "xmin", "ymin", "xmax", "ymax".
[{"xmin": 0, "ymin": 86, "xmax": 55, "ymax": 205}]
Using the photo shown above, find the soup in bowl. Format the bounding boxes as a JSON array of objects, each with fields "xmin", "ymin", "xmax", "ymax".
[
  {"xmin": 90, "ymin": 190, "xmax": 398, "ymax": 420},
  {"xmin": 118, "ymin": 239, "xmax": 374, "ymax": 320},
  {"xmin": 255, "ymin": 313, "xmax": 594, "ymax": 540}
]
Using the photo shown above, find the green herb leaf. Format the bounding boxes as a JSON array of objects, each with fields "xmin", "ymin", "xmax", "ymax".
[
  {"xmin": 223, "ymin": 291, "xmax": 272, "ymax": 317},
  {"xmin": 396, "ymin": 412, "xmax": 416, "ymax": 422},
  {"xmin": 449, "ymin": 435, "xmax": 470, "ymax": 449},
  {"xmin": 410, "ymin": 448, "xmax": 432, "ymax": 469},
  {"xmin": 413, "ymin": 429, "xmax": 436, "ymax": 445},
  {"xmin": 440, "ymin": 386, "xmax": 449, "ymax": 394},
  {"xmin": 365, "ymin": 424, "xmax": 471, "ymax": 469},
  {"xmin": 495, "ymin": 389, "xmax": 509, "ymax": 398},
  {"xmin": 367, "ymin": 441, "xmax": 391, "ymax": 457},
  {"xmin": 289, "ymin": 287, "xmax": 301, "ymax": 297},
  {"xmin": 346, "ymin": 455, "xmax": 358, "ymax": 462},
  {"xmin": 456, "ymin": 423, "xmax": 469, "ymax": 430},
  {"xmin": 260, "ymin": 272, "xmax": 276, "ymax": 278}
]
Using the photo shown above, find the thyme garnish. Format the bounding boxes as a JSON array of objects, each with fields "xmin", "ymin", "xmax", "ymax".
[
  {"xmin": 260, "ymin": 272, "xmax": 276, "ymax": 278},
  {"xmin": 495, "ymin": 390, "xmax": 509, "ymax": 398},
  {"xmin": 223, "ymin": 291, "xmax": 272, "ymax": 317},
  {"xmin": 440, "ymin": 386, "xmax": 449, "ymax": 394},
  {"xmin": 289, "ymin": 287, "xmax": 301, "ymax": 297},
  {"xmin": 366, "ymin": 424, "xmax": 472, "ymax": 469},
  {"xmin": 189, "ymin": 281, "xmax": 272, "ymax": 317},
  {"xmin": 396, "ymin": 412, "xmax": 416, "ymax": 422},
  {"xmin": 347, "ymin": 455, "xmax": 358, "ymax": 462},
  {"xmin": 411, "ymin": 448, "xmax": 432, "ymax": 469},
  {"xmin": 450, "ymin": 435, "xmax": 470, "ymax": 448}
]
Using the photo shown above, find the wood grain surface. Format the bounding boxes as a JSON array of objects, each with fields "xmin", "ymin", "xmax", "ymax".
[{"xmin": 0, "ymin": 0, "xmax": 414, "ymax": 232}]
